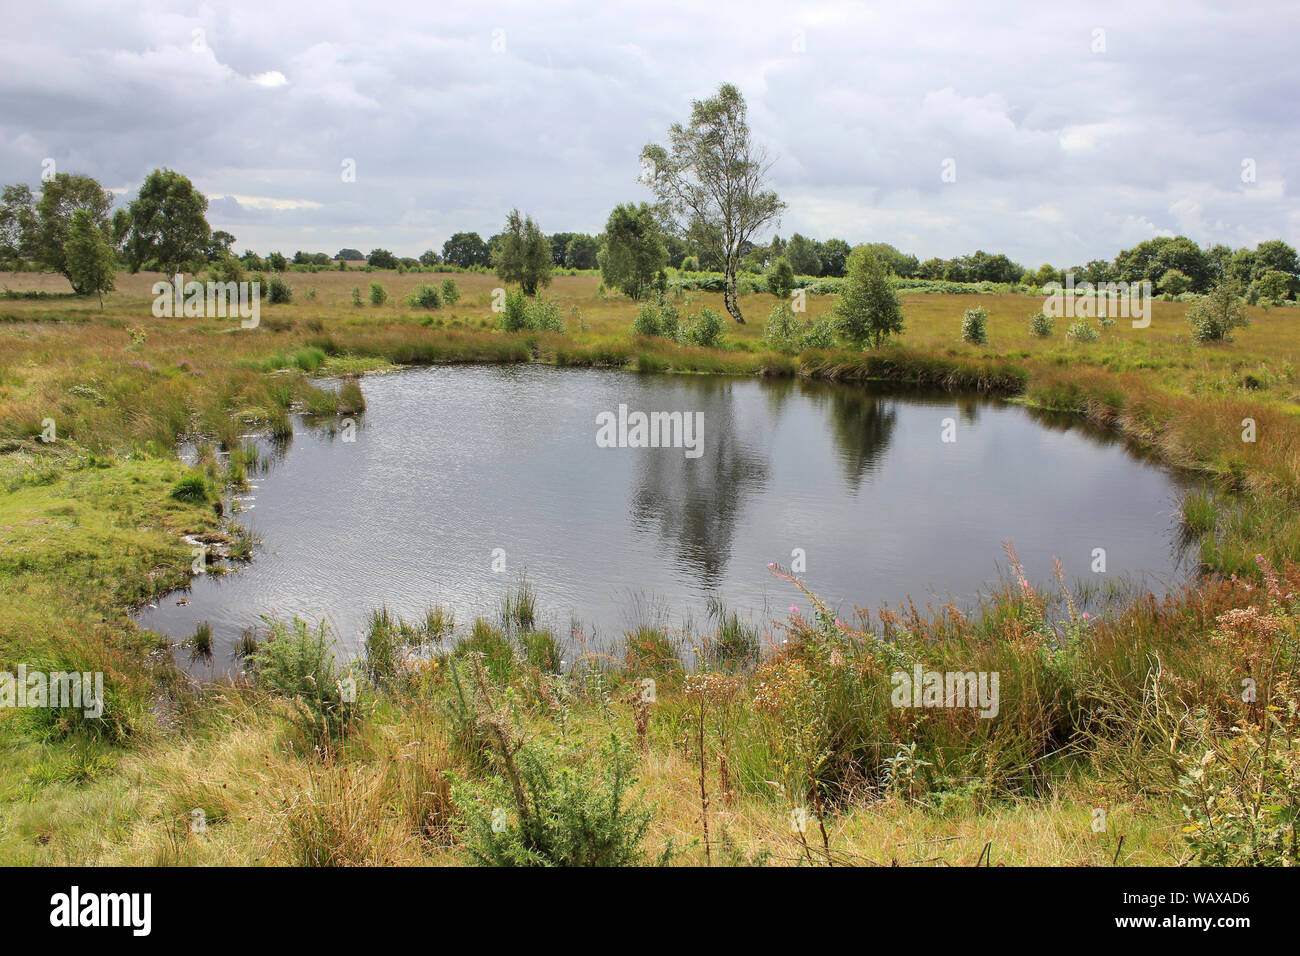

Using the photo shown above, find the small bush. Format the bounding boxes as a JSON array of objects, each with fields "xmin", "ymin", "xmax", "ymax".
[
  {"xmin": 1029, "ymin": 311, "xmax": 1054, "ymax": 338},
  {"xmin": 408, "ymin": 283, "xmax": 442, "ymax": 309},
  {"xmin": 1065, "ymin": 319, "xmax": 1099, "ymax": 343},
  {"xmin": 267, "ymin": 275, "xmax": 293, "ymax": 304},
  {"xmin": 1187, "ymin": 282, "xmax": 1249, "ymax": 343},
  {"xmin": 960, "ymin": 306, "xmax": 989, "ymax": 344},
  {"xmin": 762, "ymin": 303, "xmax": 803, "ymax": 352},
  {"xmin": 251, "ymin": 618, "xmax": 358, "ymax": 742},
  {"xmin": 799, "ymin": 317, "xmax": 837, "ymax": 350},
  {"xmin": 455, "ymin": 734, "xmax": 657, "ymax": 867},
  {"xmin": 679, "ymin": 307, "xmax": 724, "ymax": 348},
  {"xmin": 369, "ymin": 282, "xmax": 387, "ymax": 306},
  {"xmin": 169, "ymin": 473, "xmax": 210, "ymax": 503},
  {"xmin": 440, "ymin": 278, "xmax": 460, "ymax": 306}
]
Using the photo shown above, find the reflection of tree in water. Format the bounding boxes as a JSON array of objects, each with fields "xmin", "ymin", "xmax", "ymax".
[
  {"xmin": 826, "ymin": 388, "xmax": 898, "ymax": 489},
  {"xmin": 630, "ymin": 382, "xmax": 768, "ymax": 585}
]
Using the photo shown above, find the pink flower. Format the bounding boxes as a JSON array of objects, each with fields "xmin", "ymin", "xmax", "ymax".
[
  {"xmin": 1082, "ymin": 612, "xmax": 1091, "ymax": 620},
  {"xmin": 790, "ymin": 604, "xmax": 798, "ymax": 613}
]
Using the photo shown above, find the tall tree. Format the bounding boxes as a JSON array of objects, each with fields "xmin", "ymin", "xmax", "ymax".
[
  {"xmin": 0, "ymin": 183, "xmax": 36, "ymax": 261},
  {"xmin": 493, "ymin": 209, "xmax": 552, "ymax": 295},
  {"xmin": 441, "ymin": 231, "xmax": 490, "ymax": 269},
  {"xmin": 123, "ymin": 168, "xmax": 211, "ymax": 277},
  {"xmin": 786, "ymin": 233, "xmax": 821, "ymax": 277},
  {"xmin": 640, "ymin": 83, "xmax": 785, "ymax": 323},
  {"xmin": 564, "ymin": 234, "xmax": 600, "ymax": 270},
  {"xmin": 63, "ymin": 209, "xmax": 117, "ymax": 309},
  {"xmin": 598, "ymin": 202, "xmax": 667, "ymax": 300},
  {"xmin": 834, "ymin": 247, "xmax": 904, "ymax": 348},
  {"xmin": 29, "ymin": 173, "xmax": 114, "ymax": 291}
]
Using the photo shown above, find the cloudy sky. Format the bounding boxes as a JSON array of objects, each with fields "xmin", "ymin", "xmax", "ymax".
[{"xmin": 3, "ymin": 0, "xmax": 1297, "ymax": 267}]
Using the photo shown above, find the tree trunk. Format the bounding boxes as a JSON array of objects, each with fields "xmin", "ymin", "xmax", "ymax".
[{"xmin": 723, "ymin": 270, "xmax": 745, "ymax": 323}]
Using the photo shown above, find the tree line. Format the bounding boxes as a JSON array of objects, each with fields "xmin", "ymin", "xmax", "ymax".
[{"xmin": 2, "ymin": 81, "xmax": 1295, "ymax": 314}]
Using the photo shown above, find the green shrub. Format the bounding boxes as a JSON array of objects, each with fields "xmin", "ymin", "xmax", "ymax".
[
  {"xmin": 267, "ymin": 275, "xmax": 293, "ymax": 304},
  {"xmin": 455, "ymin": 734, "xmax": 657, "ymax": 866},
  {"xmin": 500, "ymin": 289, "xmax": 529, "ymax": 332},
  {"xmin": 519, "ymin": 631, "xmax": 561, "ymax": 672},
  {"xmin": 631, "ymin": 301, "xmax": 679, "ymax": 338},
  {"xmin": 408, "ymin": 283, "xmax": 442, "ymax": 309},
  {"xmin": 251, "ymin": 618, "xmax": 358, "ymax": 742},
  {"xmin": 766, "ymin": 257, "xmax": 795, "ymax": 300},
  {"xmin": 1065, "ymin": 319, "xmax": 1098, "ymax": 343},
  {"xmin": 169, "ymin": 473, "xmax": 210, "ymax": 503},
  {"xmin": 351, "ymin": 286, "xmax": 362, "ymax": 307},
  {"xmin": 679, "ymin": 307, "xmax": 724, "ymax": 348},
  {"xmin": 800, "ymin": 317, "xmax": 837, "ymax": 350},
  {"xmin": 440, "ymin": 278, "xmax": 460, "ymax": 305},
  {"xmin": 1029, "ymin": 311, "xmax": 1054, "ymax": 338},
  {"xmin": 680, "ymin": 256, "xmax": 699, "ymax": 272},
  {"xmin": 762, "ymin": 303, "xmax": 802, "ymax": 352},
  {"xmin": 1187, "ymin": 282, "xmax": 1249, "ymax": 342},
  {"xmin": 960, "ymin": 306, "xmax": 989, "ymax": 344},
  {"xmin": 369, "ymin": 282, "xmax": 387, "ymax": 306},
  {"xmin": 455, "ymin": 619, "xmax": 517, "ymax": 684}
]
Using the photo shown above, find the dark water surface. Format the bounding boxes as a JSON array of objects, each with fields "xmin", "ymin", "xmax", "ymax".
[{"xmin": 136, "ymin": 365, "xmax": 1197, "ymax": 665}]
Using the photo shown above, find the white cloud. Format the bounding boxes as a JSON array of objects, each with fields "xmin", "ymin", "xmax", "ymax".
[
  {"xmin": 249, "ymin": 70, "xmax": 287, "ymax": 88},
  {"xmin": 0, "ymin": 0, "xmax": 1295, "ymax": 265}
]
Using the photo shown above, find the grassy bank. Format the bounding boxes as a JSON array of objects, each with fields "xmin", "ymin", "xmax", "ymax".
[{"xmin": 0, "ymin": 268, "xmax": 1297, "ymax": 865}]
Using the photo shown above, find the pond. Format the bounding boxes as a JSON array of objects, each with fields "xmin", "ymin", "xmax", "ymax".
[{"xmin": 136, "ymin": 364, "xmax": 1199, "ymax": 667}]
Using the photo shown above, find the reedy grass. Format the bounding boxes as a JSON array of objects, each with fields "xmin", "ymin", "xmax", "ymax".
[{"xmin": 1, "ymin": 267, "xmax": 1298, "ymax": 865}]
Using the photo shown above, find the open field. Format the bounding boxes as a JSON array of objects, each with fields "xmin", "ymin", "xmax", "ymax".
[{"xmin": 1, "ymin": 268, "xmax": 1298, "ymax": 866}]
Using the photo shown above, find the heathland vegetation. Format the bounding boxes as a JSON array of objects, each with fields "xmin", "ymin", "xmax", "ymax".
[{"xmin": 1, "ymin": 85, "xmax": 1298, "ymax": 866}]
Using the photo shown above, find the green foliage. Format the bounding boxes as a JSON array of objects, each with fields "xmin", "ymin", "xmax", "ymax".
[
  {"xmin": 1065, "ymin": 319, "xmax": 1099, "ymax": 343},
  {"xmin": 678, "ymin": 307, "xmax": 724, "ymax": 348},
  {"xmin": 631, "ymin": 300, "xmax": 680, "ymax": 339},
  {"xmin": 1158, "ymin": 268, "xmax": 1192, "ymax": 297},
  {"xmin": 251, "ymin": 618, "xmax": 358, "ymax": 742},
  {"xmin": 1187, "ymin": 281, "xmax": 1249, "ymax": 342},
  {"xmin": 493, "ymin": 208, "xmax": 553, "ymax": 296},
  {"xmin": 1176, "ymin": 712, "xmax": 1300, "ymax": 866},
  {"xmin": 456, "ymin": 733, "xmax": 657, "ymax": 867},
  {"xmin": 598, "ymin": 202, "xmax": 667, "ymax": 300},
  {"xmin": 442, "ymin": 232, "xmax": 491, "ymax": 268},
  {"xmin": 62, "ymin": 209, "xmax": 116, "ymax": 307},
  {"xmin": 267, "ymin": 275, "xmax": 293, "ymax": 304},
  {"xmin": 440, "ymin": 277, "xmax": 460, "ymax": 305},
  {"xmin": 123, "ymin": 168, "xmax": 211, "ymax": 278},
  {"xmin": 640, "ymin": 83, "xmax": 785, "ymax": 322},
  {"xmin": 28, "ymin": 173, "xmax": 115, "ymax": 290},
  {"xmin": 761, "ymin": 302, "xmax": 831, "ymax": 353},
  {"xmin": 499, "ymin": 289, "xmax": 564, "ymax": 333},
  {"xmin": 1028, "ymin": 311, "xmax": 1054, "ymax": 338},
  {"xmin": 679, "ymin": 255, "xmax": 699, "ymax": 272},
  {"xmin": 960, "ymin": 306, "xmax": 989, "ymax": 345},
  {"xmin": 1255, "ymin": 270, "xmax": 1295, "ymax": 304},
  {"xmin": 407, "ymin": 283, "xmax": 442, "ymax": 309},
  {"xmin": 367, "ymin": 248, "xmax": 398, "ymax": 269},
  {"xmin": 834, "ymin": 247, "xmax": 904, "ymax": 348},
  {"xmin": 369, "ymin": 282, "xmax": 387, "ymax": 306},
  {"xmin": 766, "ymin": 257, "xmax": 795, "ymax": 300},
  {"xmin": 168, "ymin": 473, "xmax": 210, "ymax": 503}
]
